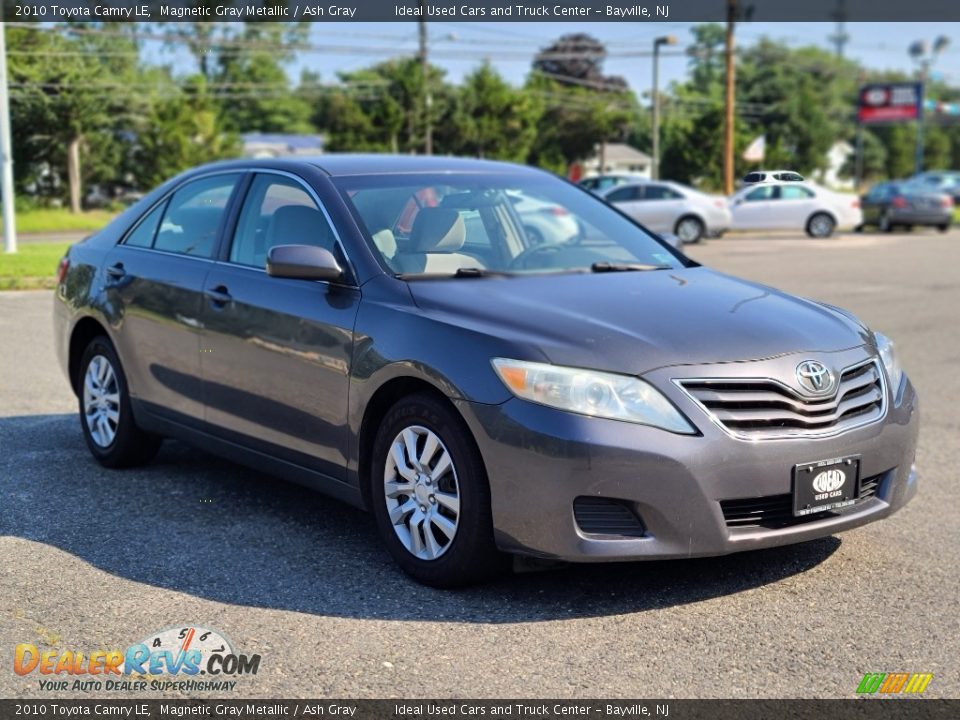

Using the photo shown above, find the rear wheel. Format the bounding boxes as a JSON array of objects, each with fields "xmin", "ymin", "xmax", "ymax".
[
  {"xmin": 878, "ymin": 211, "xmax": 893, "ymax": 233},
  {"xmin": 806, "ymin": 212, "xmax": 836, "ymax": 238},
  {"xmin": 78, "ymin": 337, "xmax": 161, "ymax": 468},
  {"xmin": 938, "ymin": 224, "xmax": 950, "ymax": 233},
  {"xmin": 370, "ymin": 394, "xmax": 504, "ymax": 587},
  {"xmin": 674, "ymin": 215, "xmax": 705, "ymax": 244}
]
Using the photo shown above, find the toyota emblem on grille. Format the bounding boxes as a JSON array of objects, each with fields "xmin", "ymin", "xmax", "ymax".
[{"xmin": 796, "ymin": 360, "xmax": 834, "ymax": 394}]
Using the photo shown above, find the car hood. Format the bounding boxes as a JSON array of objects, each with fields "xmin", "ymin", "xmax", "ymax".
[{"xmin": 407, "ymin": 267, "xmax": 870, "ymax": 375}]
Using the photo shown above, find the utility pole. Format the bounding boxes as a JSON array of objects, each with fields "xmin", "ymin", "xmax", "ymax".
[
  {"xmin": 418, "ymin": 9, "xmax": 432, "ymax": 155},
  {"xmin": 0, "ymin": 23, "xmax": 16, "ymax": 254},
  {"xmin": 723, "ymin": 0, "xmax": 736, "ymax": 196},
  {"xmin": 829, "ymin": 0, "xmax": 849, "ymax": 58}
]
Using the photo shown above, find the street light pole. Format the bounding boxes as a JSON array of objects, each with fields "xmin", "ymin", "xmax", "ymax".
[
  {"xmin": 651, "ymin": 35, "xmax": 677, "ymax": 181},
  {"xmin": 418, "ymin": 10, "xmax": 432, "ymax": 156},
  {"xmin": 0, "ymin": 23, "xmax": 17, "ymax": 254},
  {"xmin": 909, "ymin": 35, "xmax": 950, "ymax": 175}
]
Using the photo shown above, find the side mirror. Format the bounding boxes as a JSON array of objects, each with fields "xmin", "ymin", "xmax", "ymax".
[{"xmin": 266, "ymin": 244, "xmax": 343, "ymax": 281}]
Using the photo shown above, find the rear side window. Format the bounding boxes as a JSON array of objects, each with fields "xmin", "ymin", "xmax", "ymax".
[
  {"xmin": 606, "ymin": 186, "xmax": 640, "ymax": 202},
  {"xmin": 230, "ymin": 174, "xmax": 336, "ymax": 268},
  {"xmin": 645, "ymin": 185, "xmax": 682, "ymax": 200},
  {"xmin": 743, "ymin": 173, "xmax": 763, "ymax": 183},
  {"xmin": 123, "ymin": 200, "xmax": 167, "ymax": 248},
  {"xmin": 153, "ymin": 174, "xmax": 241, "ymax": 258},
  {"xmin": 780, "ymin": 186, "xmax": 814, "ymax": 200}
]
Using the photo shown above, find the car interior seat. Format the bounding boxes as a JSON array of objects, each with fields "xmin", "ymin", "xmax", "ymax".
[{"xmin": 394, "ymin": 208, "xmax": 485, "ymax": 274}]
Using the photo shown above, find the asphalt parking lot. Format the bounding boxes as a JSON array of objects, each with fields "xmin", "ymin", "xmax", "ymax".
[{"xmin": 1, "ymin": 228, "xmax": 958, "ymax": 699}]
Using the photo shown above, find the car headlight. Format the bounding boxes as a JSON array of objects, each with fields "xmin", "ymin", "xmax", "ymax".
[
  {"xmin": 873, "ymin": 331, "xmax": 903, "ymax": 390},
  {"xmin": 491, "ymin": 358, "xmax": 696, "ymax": 434}
]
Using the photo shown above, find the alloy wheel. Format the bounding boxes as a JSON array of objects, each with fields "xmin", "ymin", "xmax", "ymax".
[
  {"xmin": 676, "ymin": 217, "xmax": 703, "ymax": 243},
  {"xmin": 383, "ymin": 425, "xmax": 461, "ymax": 560},
  {"xmin": 83, "ymin": 355, "xmax": 121, "ymax": 447}
]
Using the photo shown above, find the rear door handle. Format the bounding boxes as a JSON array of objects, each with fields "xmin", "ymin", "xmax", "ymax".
[
  {"xmin": 105, "ymin": 263, "xmax": 125, "ymax": 279},
  {"xmin": 205, "ymin": 285, "xmax": 232, "ymax": 306}
]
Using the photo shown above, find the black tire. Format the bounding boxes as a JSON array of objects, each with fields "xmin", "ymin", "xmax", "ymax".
[
  {"xmin": 806, "ymin": 212, "xmax": 836, "ymax": 238},
  {"xmin": 369, "ymin": 393, "xmax": 505, "ymax": 587},
  {"xmin": 77, "ymin": 336, "xmax": 162, "ymax": 468},
  {"xmin": 938, "ymin": 224, "xmax": 950, "ymax": 233},
  {"xmin": 853, "ymin": 224, "xmax": 864, "ymax": 233},
  {"xmin": 674, "ymin": 215, "xmax": 705, "ymax": 244},
  {"xmin": 878, "ymin": 211, "xmax": 893, "ymax": 233}
]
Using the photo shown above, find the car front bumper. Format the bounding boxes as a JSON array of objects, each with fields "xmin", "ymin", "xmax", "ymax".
[{"xmin": 455, "ymin": 355, "xmax": 919, "ymax": 562}]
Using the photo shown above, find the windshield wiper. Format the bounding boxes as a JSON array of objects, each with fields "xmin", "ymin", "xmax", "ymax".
[{"xmin": 590, "ymin": 262, "xmax": 672, "ymax": 273}]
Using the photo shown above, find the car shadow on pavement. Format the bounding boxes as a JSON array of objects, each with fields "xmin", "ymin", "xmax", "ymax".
[{"xmin": 2, "ymin": 413, "xmax": 841, "ymax": 623}]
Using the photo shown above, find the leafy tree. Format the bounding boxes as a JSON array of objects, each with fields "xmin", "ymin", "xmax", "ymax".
[{"xmin": 443, "ymin": 63, "xmax": 542, "ymax": 161}]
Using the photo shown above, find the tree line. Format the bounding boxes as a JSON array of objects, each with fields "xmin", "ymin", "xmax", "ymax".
[{"xmin": 8, "ymin": 22, "xmax": 960, "ymax": 211}]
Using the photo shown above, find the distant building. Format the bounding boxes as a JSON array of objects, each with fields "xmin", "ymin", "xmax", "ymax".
[
  {"xmin": 581, "ymin": 143, "xmax": 652, "ymax": 178},
  {"xmin": 242, "ymin": 133, "xmax": 325, "ymax": 158}
]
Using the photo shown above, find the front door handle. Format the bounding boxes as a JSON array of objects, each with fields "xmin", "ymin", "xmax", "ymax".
[{"xmin": 205, "ymin": 285, "xmax": 232, "ymax": 306}]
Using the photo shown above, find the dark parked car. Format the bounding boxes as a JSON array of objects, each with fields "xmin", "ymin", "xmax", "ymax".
[
  {"xmin": 859, "ymin": 181, "xmax": 953, "ymax": 232},
  {"xmin": 54, "ymin": 156, "xmax": 919, "ymax": 587}
]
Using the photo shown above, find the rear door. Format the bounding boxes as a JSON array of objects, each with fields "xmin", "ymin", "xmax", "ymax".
[
  {"xmin": 102, "ymin": 172, "xmax": 243, "ymax": 424},
  {"xmin": 199, "ymin": 171, "xmax": 361, "ymax": 480},
  {"xmin": 777, "ymin": 185, "xmax": 817, "ymax": 227},
  {"xmin": 642, "ymin": 184, "xmax": 686, "ymax": 230}
]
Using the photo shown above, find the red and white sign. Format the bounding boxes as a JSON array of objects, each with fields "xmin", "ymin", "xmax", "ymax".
[{"xmin": 857, "ymin": 83, "xmax": 923, "ymax": 124}]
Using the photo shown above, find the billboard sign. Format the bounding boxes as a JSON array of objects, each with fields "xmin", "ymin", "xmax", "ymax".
[{"xmin": 857, "ymin": 83, "xmax": 923, "ymax": 124}]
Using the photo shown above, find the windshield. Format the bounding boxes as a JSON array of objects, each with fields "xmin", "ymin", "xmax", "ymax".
[{"xmin": 332, "ymin": 172, "xmax": 684, "ymax": 277}]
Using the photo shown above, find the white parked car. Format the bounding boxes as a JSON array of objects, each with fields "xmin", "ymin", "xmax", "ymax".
[
  {"xmin": 729, "ymin": 182, "xmax": 862, "ymax": 237},
  {"xmin": 741, "ymin": 169, "xmax": 805, "ymax": 184},
  {"xmin": 508, "ymin": 193, "xmax": 582, "ymax": 245},
  {"xmin": 599, "ymin": 180, "xmax": 732, "ymax": 243}
]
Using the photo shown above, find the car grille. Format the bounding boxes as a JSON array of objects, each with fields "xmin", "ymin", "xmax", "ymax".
[
  {"xmin": 677, "ymin": 359, "xmax": 885, "ymax": 440},
  {"xmin": 720, "ymin": 471, "xmax": 886, "ymax": 529},
  {"xmin": 573, "ymin": 497, "xmax": 646, "ymax": 537}
]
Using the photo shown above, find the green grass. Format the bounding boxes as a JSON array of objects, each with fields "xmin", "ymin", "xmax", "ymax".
[
  {"xmin": 11, "ymin": 208, "xmax": 118, "ymax": 234},
  {"xmin": 0, "ymin": 242, "xmax": 71, "ymax": 290},
  {"xmin": 955, "ymin": 207, "xmax": 960, "ymax": 225}
]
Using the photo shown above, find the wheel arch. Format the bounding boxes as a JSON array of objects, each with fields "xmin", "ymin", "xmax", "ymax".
[
  {"xmin": 68, "ymin": 316, "xmax": 111, "ymax": 396},
  {"xmin": 356, "ymin": 376, "xmax": 479, "ymax": 512}
]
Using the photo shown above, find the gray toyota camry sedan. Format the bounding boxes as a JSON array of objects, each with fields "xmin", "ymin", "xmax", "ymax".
[{"xmin": 54, "ymin": 156, "xmax": 919, "ymax": 586}]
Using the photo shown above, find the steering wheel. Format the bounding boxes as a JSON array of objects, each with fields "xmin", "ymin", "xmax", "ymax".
[{"xmin": 509, "ymin": 243, "xmax": 566, "ymax": 271}]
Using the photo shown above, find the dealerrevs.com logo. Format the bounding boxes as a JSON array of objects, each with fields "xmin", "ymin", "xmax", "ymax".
[{"xmin": 13, "ymin": 625, "xmax": 261, "ymax": 693}]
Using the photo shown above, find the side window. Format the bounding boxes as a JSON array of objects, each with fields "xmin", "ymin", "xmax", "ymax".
[
  {"xmin": 230, "ymin": 174, "xmax": 335, "ymax": 268},
  {"xmin": 780, "ymin": 186, "xmax": 814, "ymax": 200},
  {"xmin": 153, "ymin": 174, "xmax": 240, "ymax": 258},
  {"xmin": 645, "ymin": 185, "xmax": 681, "ymax": 200},
  {"xmin": 123, "ymin": 200, "xmax": 167, "ymax": 248},
  {"xmin": 745, "ymin": 185, "xmax": 777, "ymax": 201},
  {"xmin": 606, "ymin": 186, "xmax": 638, "ymax": 202}
]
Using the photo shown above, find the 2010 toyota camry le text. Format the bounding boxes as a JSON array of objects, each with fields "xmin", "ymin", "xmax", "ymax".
[{"xmin": 53, "ymin": 156, "xmax": 919, "ymax": 587}]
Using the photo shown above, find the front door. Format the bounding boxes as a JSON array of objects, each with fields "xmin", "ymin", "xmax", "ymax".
[{"xmin": 199, "ymin": 173, "xmax": 361, "ymax": 480}]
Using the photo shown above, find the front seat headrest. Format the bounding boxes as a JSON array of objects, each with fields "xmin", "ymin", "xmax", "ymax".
[
  {"xmin": 267, "ymin": 205, "xmax": 333, "ymax": 251},
  {"xmin": 410, "ymin": 208, "xmax": 466, "ymax": 252}
]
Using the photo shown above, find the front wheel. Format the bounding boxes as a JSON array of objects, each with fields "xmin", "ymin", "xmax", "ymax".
[
  {"xmin": 370, "ymin": 394, "xmax": 504, "ymax": 587},
  {"xmin": 806, "ymin": 212, "xmax": 836, "ymax": 238},
  {"xmin": 674, "ymin": 216, "xmax": 705, "ymax": 244},
  {"xmin": 78, "ymin": 337, "xmax": 161, "ymax": 468}
]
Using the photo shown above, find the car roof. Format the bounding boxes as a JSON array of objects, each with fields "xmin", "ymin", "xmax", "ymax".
[{"xmin": 182, "ymin": 154, "xmax": 544, "ymax": 179}]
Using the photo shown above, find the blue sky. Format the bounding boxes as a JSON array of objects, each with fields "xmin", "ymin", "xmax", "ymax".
[{"xmin": 149, "ymin": 22, "xmax": 960, "ymax": 96}]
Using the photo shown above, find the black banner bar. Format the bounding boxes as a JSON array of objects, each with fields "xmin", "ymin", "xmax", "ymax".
[
  {"xmin": 0, "ymin": 700, "xmax": 957, "ymax": 720},
  {"xmin": 3, "ymin": 0, "xmax": 960, "ymax": 22}
]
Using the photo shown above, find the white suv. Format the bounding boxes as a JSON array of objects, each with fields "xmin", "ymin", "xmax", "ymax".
[{"xmin": 741, "ymin": 170, "xmax": 805, "ymax": 184}]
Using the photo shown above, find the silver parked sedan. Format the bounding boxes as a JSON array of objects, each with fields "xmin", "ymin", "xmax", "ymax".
[
  {"xmin": 54, "ymin": 155, "xmax": 918, "ymax": 587},
  {"xmin": 598, "ymin": 180, "xmax": 732, "ymax": 243}
]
